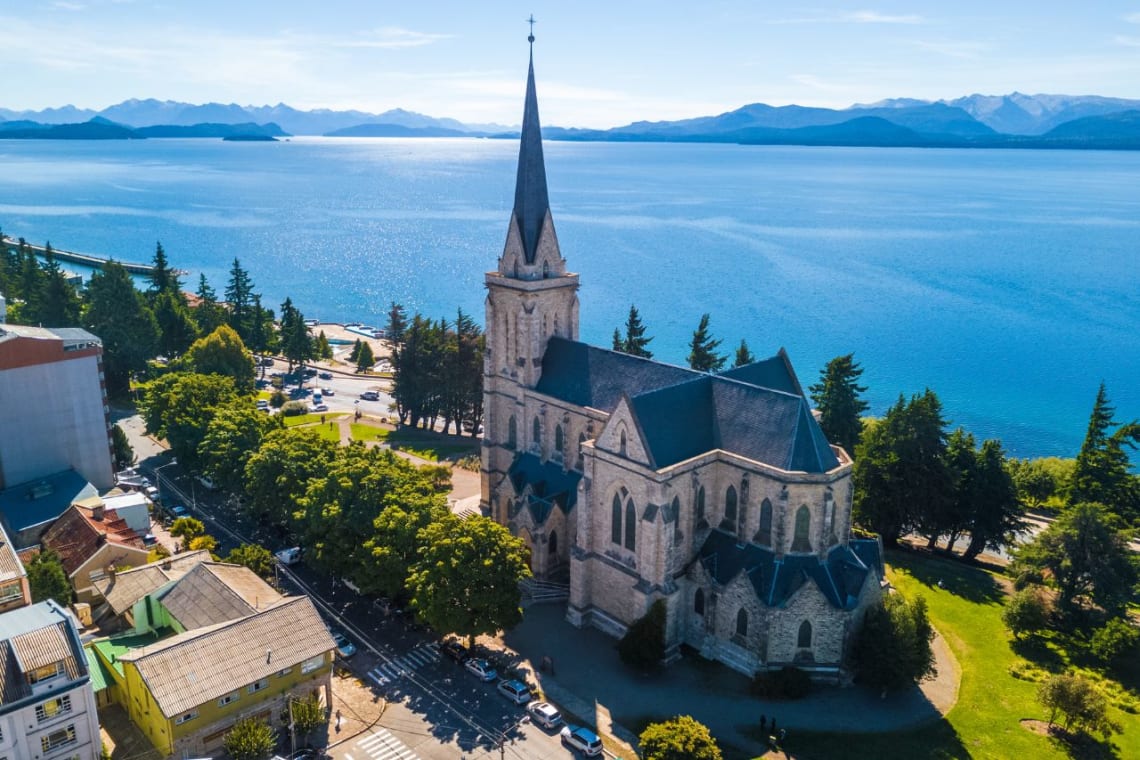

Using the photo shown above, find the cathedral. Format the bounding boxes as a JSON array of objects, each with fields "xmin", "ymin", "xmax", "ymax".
[{"xmin": 480, "ymin": 39, "xmax": 883, "ymax": 678}]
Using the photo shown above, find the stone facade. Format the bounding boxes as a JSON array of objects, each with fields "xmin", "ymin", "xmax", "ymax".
[{"xmin": 480, "ymin": 44, "xmax": 882, "ymax": 679}]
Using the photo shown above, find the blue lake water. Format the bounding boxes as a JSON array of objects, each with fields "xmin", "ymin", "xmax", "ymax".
[{"xmin": 1, "ymin": 137, "xmax": 1138, "ymax": 459}]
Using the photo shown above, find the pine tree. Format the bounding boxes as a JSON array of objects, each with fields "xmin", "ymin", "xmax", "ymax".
[
  {"xmin": 962, "ymin": 439, "xmax": 1024, "ymax": 560},
  {"xmin": 83, "ymin": 261, "xmax": 159, "ymax": 396},
  {"xmin": 316, "ymin": 330, "xmax": 334, "ymax": 360},
  {"xmin": 18, "ymin": 242, "xmax": 45, "ymax": 322},
  {"xmin": 153, "ymin": 289, "xmax": 199, "ymax": 358},
  {"xmin": 1070, "ymin": 383, "xmax": 1140, "ymax": 521},
  {"xmin": 192, "ymin": 274, "xmax": 228, "ymax": 334},
  {"xmin": 687, "ymin": 313, "xmax": 725, "ymax": 372},
  {"xmin": 618, "ymin": 304, "xmax": 653, "ymax": 358},
  {"xmin": 224, "ymin": 258, "xmax": 254, "ymax": 342},
  {"xmin": 147, "ymin": 241, "xmax": 181, "ymax": 298},
  {"xmin": 38, "ymin": 245, "xmax": 82, "ymax": 327},
  {"xmin": 733, "ymin": 339, "xmax": 755, "ymax": 367},
  {"xmin": 612, "ymin": 328, "xmax": 624, "ymax": 351},
  {"xmin": 356, "ymin": 341, "xmax": 375, "ymax": 373},
  {"xmin": 277, "ymin": 297, "xmax": 313, "ymax": 373},
  {"xmin": 809, "ymin": 353, "xmax": 870, "ymax": 455},
  {"xmin": 349, "ymin": 339, "xmax": 363, "ymax": 364}
]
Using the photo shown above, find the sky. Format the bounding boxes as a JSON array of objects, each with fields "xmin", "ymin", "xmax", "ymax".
[{"xmin": 3, "ymin": 1, "xmax": 1140, "ymax": 129}]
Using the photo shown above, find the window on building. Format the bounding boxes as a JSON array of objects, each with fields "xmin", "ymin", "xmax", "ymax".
[
  {"xmin": 276, "ymin": 667, "xmax": 293, "ymax": 677},
  {"xmin": 619, "ymin": 430, "xmax": 627, "ymax": 456},
  {"xmin": 798, "ymin": 620, "xmax": 813, "ymax": 649},
  {"xmin": 40, "ymin": 725, "xmax": 77, "ymax": 753},
  {"xmin": 554, "ymin": 424, "xmax": 564, "ymax": 454},
  {"xmin": 696, "ymin": 486, "xmax": 706, "ymax": 525},
  {"xmin": 301, "ymin": 654, "xmax": 325, "ymax": 674},
  {"xmin": 0, "ymin": 581, "xmax": 23, "ymax": 603},
  {"xmin": 35, "ymin": 695, "xmax": 72, "ymax": 722},
  {"xmin": 175, "ymin": 710, "xmax": 199, "ymax": 725},
  {"xmin": 27, "ymin": 661, "xmax": 63, "ymax": 685},
  {"xmin": 735, "ymin": 609, "xmax": 748, "ymax": 638},
  {"xmin": 247, "ymin": 678, "xmax": 269, "ymax": 694},
  {"xmin": 694, "ymin": 589, "xmax": 705, "ymax": 616},
  {"xmin": 549, "ymin": 531, "xmax": 557, "ymax": 556},
  {"xmin": 577, "ymin": 432, "xmax": 586, "ymax": 470},
  {"xmin": 532, "ymin": 417, "xmax": 541, "ymax": 450},
  {"xmin": 624, "ymin": 499, "xmax": 637, "ymax": 551},
  {"xmin": 792, "ymin": 505, "xmax": 812, "ymax": 552},
  {"xmin": 507, "ymin": 416, "xmax": 517, "ymax": 449},
  {"xmin": 723, "ymin": 485, "xmax": 738, "ymax": 529},
  {"xmin": 611, "ymin": 493, "xmax": 623, "ymax": 545},
  {"xmin": 671, "ymin": 497, "xmax": 682, "ymax": 546},
  {"xmin": 217, "ymin": 691, "xmax": 239, "ymax": 707},
  {"xmin": 756, "ymin": 499, "xmax": 773, "ymax": 546}
]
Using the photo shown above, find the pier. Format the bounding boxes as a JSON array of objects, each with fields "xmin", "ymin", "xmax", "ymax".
[{"xmin": 1, "ymin": 234, "xmax": 158, "ymax": 275}]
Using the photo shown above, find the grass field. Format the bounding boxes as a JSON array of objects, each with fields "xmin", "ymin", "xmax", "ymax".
[
  {"xmin": 785, "ymin": 550, "xmax": 1139, "ymax": 760},
  {"xmin": 282, "ymin": 412, "xmax": 347, "ymax": 427}
]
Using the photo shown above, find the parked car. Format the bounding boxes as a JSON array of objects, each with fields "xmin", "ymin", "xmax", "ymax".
[
  {"xmin": 312, "ymin": 404, "xmax": 329, "ymax": 413},
  {"xmin": 497, "ymin": 679, "xmax": 531, "ymax": 705},
  {"xmin": 256, "ymin": 399, "xmax": 270, "ymax": 411},
  {"xmin": 330, "ymin": 630, "xmax": 356, "ymax": 658},
  {"xmin": 303, "ymin": 367, "xmax": 318, "ymax": 378},
  {"xmin": 170, "ymin": 505, "xmax": 188, "ymax": 518},
  {"xmin": 560, "ymin": 725, "xmax": 603, "ymax": 757},
  {"xmin": 196, "ymin": 475, "xmax": 218, "ymax": 491},
  {"xmin": 318, "ymin": 371, "xmax": 333, "ymax": 380},
  {"xmin": 526, "ymin": 701, "xmax": 563, "ymax": 729},
  {"xmin": 359, "ymin": 391, "xmax": 380, "ymax": 401},
  {"xmin": 441, "ymin": 639, "xmax": 469, "ymax": 663},
  {"xmin": 275, "ymin": 547, "xmax": 302, "ymax": 565},
  {"xmin": 463, "ymin": 658, "xmax": 497, "ymax": 682},
  {"xmin": 321, "ymin": 387, "xmax": 335, "ymax": 396}
]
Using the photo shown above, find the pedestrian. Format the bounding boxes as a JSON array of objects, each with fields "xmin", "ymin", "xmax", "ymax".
[
  {"xmin": 771, "ymin": 717, "xmax": 777, "ymax": 736},
  {"xmin": 760, "ymin": 715, "xmax": 767, "ymax": 733}
]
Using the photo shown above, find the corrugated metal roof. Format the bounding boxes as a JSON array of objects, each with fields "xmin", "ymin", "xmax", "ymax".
[
  {"xmin": 121, "ymin": 596, "xmax": 334, "ymax": 717},
  {"xmin": 0, "ymin": 522, "xmax": 25, "ymax": 583},
  {"xmin": 93, "ymin": 550, "xmax": 210, "ymax": 614},
  {"xmin": 158, "ymin": 563, "xmax": 282, "ymax": 630}
]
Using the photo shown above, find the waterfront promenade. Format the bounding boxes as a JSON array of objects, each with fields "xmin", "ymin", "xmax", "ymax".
[{"xmin": 1, "ymin": 234, "xmax": 157, "ymax": 274}]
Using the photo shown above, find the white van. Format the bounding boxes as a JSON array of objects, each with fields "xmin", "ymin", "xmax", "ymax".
[{"xmin": 275, "ymin": 547, "xmax": 302, "ymax": 565}]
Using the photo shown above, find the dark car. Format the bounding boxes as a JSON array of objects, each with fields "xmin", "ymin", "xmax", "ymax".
[
  {"xmin": 318, "ymin": 371, "xmax": 333, "ymax": 380},
  {"xmin": 441, "ymin": 639, "xmax": 469, "ymax": 663}
]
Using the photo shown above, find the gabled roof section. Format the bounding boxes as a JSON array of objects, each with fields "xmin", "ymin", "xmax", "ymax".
[
  {"xmin": 0, "ymin": 601, "xmax": 86, "ymax": 704},
  {"xmin": 93, "ymin": 550, "xmax": 210, "ymax": 615},
  {"xmin": 513, "ymin": 44, "xmax": 551, "ymax": 264},
  {"xmin": 41, "ymin": 502, "xmax": 145, "ymax": 576},
  {"xmin": 157, "ymin": 562, "xmax": 282, "ymax": 630},
  {"xmin": 718, "ymin": 349, "xmax": 802, "ymax": 396},
  {"xmin": 120, "ymin": 596, "xmax": 334, "ymax": 718},
  {"xmin": 536, "ymin": 337, "xmax": 698, "ymax": 411},
  {"xmin": 507, "ymin": 453, "xmax": 581, "ymax": 523}
]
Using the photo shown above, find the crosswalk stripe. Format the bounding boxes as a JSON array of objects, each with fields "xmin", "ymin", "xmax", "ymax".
[{"xmin": 357, "ymin": 729, "xmax": 419, "ymax": 760}]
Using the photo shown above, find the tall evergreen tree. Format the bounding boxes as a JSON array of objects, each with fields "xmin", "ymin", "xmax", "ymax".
[
  {"xmin": 612, "ymin": 328, "xmax": 624, "ymax": 352},
  {"xmin": 355, "ymin": 341, "xmax": 375, "ymax": 373},
  {"xmin": 38, "ymin": 245, "xmax": 82, "ymax": 327},
  {"xmin": 278, "ymin": 297, "xmax": 313, "ymax": 372},
  {"xmin": 962, "ymin": 439, "xmax": 1024, "ymax": 560},
  {"xmin": 147, "ymin": 241, "xmax": 181, "ymax": 298},
  {"xmin": 809, "ymin": 353, "xmax": 870, "ymax": 455},
  {"xmin": 687, "ymin": 313, "xmax": 725, "ymax": 372},
  {"xmin": 614, "ymin": 304, "xmax": 653, "ymax": 358},
  {"xmin": 192, "ymin": 274, "xmax": 228, "ymax": 335},
  {"xmin": 17, "ymin": 242, "xmax": 45, "ymax": 322},
  {"xmin": 1070, "ymin": 383, "xmax": 1140, "ymax": 521},
  {"xmin": 224, "ymin": 258, "xmax": 254, "ymax": 342},
  {"xmin": 83, "ymin": 261, "xmax": 159, "ymax": 396},
  {"xmin": 733, "ymin": 339, "xmax": 756, "ymax": 367},
  {"xmin": 153, "ymin": 289, "xmax": 199, "ymax": 358}
]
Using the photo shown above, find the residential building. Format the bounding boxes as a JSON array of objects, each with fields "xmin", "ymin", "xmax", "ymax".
[
  {"xmin": 0, "ymin": 600, "xmax": 102, "ymax": 760},
  {"xmin": 0, "ymin": 522, "xmax": 30, "ymax": 614},
  {"xmin": 480, "ymin": 39, "xmax": 883, "ymax": 679},
  {"xmin": 0, "ymin": 471, "xmax": 98, "ymax": 550},
  {"xmin": 91, "ymin": 551, "xmax": 210, "ymax": 629},
  {"xmin": 89, "ymin": 560, "xmax": 335, "ymax": 757},
  {"xmin": 0, "ymin": 324, "xmax": 113, "ymax": 492},
  {"xmin": 40, "ymin": 502, "xmax": 149, "ymax": 605}
]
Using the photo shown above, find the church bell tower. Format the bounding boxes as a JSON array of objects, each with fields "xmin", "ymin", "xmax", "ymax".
[{"xmin": 481, "ymin": 28, "xmax": 580, "ymax": 515}]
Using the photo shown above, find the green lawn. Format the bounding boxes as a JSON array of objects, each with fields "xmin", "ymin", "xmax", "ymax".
[
  {"xmin": 350, "ymin": 423, "xmax": 388, "ymax": 442},
  {"xmin": 282, "ymin": 412, "xmax": 347, "ymax": 427},
  {"xmin": 379, "ymin": 426, "xmax": 479, "ymax": 461},
  {"xmin": 785, "ymin": 550, "xmax": 1139, "ymax": 760}
]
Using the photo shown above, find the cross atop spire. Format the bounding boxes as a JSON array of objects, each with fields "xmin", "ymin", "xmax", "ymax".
[
  {"xmin": 512, "ymin": 24, "xmax": 550, "ymax": 265},
  {"xmin": 527, "ymin": 14, "xmax": 536, "ymax": 44}
]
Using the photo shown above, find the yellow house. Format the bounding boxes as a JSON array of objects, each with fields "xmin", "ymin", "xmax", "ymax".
[{"xmin": 89, "ymin": 561, "xmax": 335, "ymax": 757}]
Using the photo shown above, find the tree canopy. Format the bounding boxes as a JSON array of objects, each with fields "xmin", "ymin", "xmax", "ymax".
[
  {"xmin": 1070, "ymin": 383, "xmax": 1139, "ymax": 523},
  {"xmin": 27, "ymin": 549, "xmax": 72, "ymax": 606},
  {"xmin": 851, "ymin": 593, "xmax": 936, "ymax": 692},
  {"xmin": 613, "ymin": 304, "xmax": 653, "ymax": 358},
  {"xmin": 686, "ymin": 313, "xmax": 726, "ymax": 372},
  {"xmin": 223, "ymin": 718, "xmax": 275, "ymax": 760},
  {"xmin": 141, "ymin": 372, "xmax": 238, "ymax": 470},
  {"xmin": 243, "ymin": 427, "xmax": 338, "ymax": 538},
  {"xmin": 83, "ymin": 261, "xmax": 159, "ymax": 396},
  {"xmin": 809, "ymin": 353, "xmax": 869, "ymax": 455},
  {"xmin": 733, "ymin": 339, "xmax": 756, "ymax": 368},
  {"xmin": 640, "ymin": 715, "xmax": 723, "ymax": 760},
  {"xmin": 198, "ymin": 399, "xmax": 280, "ymax": 491},
  {"xmin": 179, "ymin": 325, "xmax": 256, "ymax": 392}
]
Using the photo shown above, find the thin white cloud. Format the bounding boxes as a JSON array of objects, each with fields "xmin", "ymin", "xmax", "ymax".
[
  {"xmin": 333, "ymin": 27, "xmax": 453, "ymax": 50},
  {"xmin": 911, "ymin": 40, "xmax": 989, "ymax": 59},
  {"xmin": 763, "ymin": 9, "xmax": 924, "ymax": 25},
  {"xmin": 845, "ymin": 10, "xmax": 924, "ymax": 25}
]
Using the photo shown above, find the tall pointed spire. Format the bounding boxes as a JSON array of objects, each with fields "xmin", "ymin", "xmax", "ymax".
[{"xmin": 513, "ymin": 22, "xmax": 550, "ymax": 265}]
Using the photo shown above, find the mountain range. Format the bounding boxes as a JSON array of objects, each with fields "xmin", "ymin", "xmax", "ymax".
[{"xmin": 3, "ymin": 93, "xmax": 1140, "ymax": 148}]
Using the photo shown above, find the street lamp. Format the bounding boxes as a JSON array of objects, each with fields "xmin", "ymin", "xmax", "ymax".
[{"xmin": 154, "ymin": 458, "xmax": 178, "ymax": 499}]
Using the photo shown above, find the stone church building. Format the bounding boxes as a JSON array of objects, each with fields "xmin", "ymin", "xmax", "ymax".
[{"xmin": 481, "ymin": 40, "xmax": 883, "ymax": 678}]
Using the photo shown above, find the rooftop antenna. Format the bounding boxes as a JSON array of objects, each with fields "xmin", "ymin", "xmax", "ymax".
[{"xmin": 527, "ymin": 13, "xmax": 536, "ymax": 44}]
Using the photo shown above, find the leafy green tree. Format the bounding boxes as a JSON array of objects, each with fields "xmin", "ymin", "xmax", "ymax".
[
  {"xmin": 618, "ymin": 599, "xmax": 667, "ymax": 669},
  {"xmin": 809, "ymin": 353, "xmax": 870, "ymax": 455},
  {"xmin": 854, "ymin": 390, "xmax": 951, "ymax": 546},
  {"xmin": 961, "ymin": 439, "xmax": 1024, "ymax": 560},
  {"xmin": 1009, "ymin": 458, "xmax": 1058, "ymax": 509},
  {"xmin": 1038, "ymin": 672, "xmax": 1119, "ymax": 738},
  {"xmin": 936, "ymin": 427, "xmax": 978, "ymax": 552},
  {"xmin": 1002, "ymin": 587, "xmax": 1050, "ymax": 640},
  {"xmin": 1013, "ymin": 502, "xmax": 1138, "ymax": 617},
  {"xmin": 199, "ymin": 400, "xmax": 280, "ymax": 490},
  {"xmin": 223, "ymin": 718, "xmax": 276, "ymax": 760},
  {"xmin": 111, "ymin": 424, "xmax": 135, "ymax": 470},
  {"xmin": 170, "ymin": 517, "xmax": 205, "ymax": 543},
  {"xmin": 613, "ymin": 304, "xmax": 653, "ymax": 358},
  {"xmin": 1070, "ymin": 383, "xmax": 1140, "ymax": 522},
  {"xmin": 188, "ymin": 535, "xmax": 218, "ymax": 554},
  {"xmin": 192, "ymin": 274, "xmax": 229, "ymax": 335},
  {"xmin": 686, "ymin": 313, "xmax": 725, "ymax": 372},
  {"xmin": 179, "ymin": 325, "xmax": 256, "ymax": 393},
  {"xmin": 141, "ymin": 372, "xmax": 238, "ymax": 470},
  {"xmin": 27, "ymin": 549, "xmax": 72, "ymax": 605},
  {"xmin": 361, "ymin": 494, "xmax": 449, "ymax": 600},
  {"xmin": 640, "ymin": 715, "xmax": 722, "ymax": 760},
  {"xmin": 407, "ymin": 515, "xmax": 531, "ymax": 648},
  {"xmin": 1089, "ymin": 617, "xmax": 1139, "ymax": 665},
  {"xmin": 37, "ymin": 246, "xmax": 82, "ymax": 327},
  {"xmin": 289, "ymin": 693, "xmax": 325, "ymax": 746},
  {"xmin": 225, "ymin": 544, "xmax": 275, "ymax": 578},
  {"xmin": 356, "ymin": 340, "xmax": 375, "ymax": 373},
  {"xmin": 153, "ymin": 290, "xmax": 199, "ymax": 359},
  {"xmin": 851, "ymin": 593, "xmax": 936, "ymax": 692},
  {"xmin": 733, "ymin": 339, "xmax": 755, "ymax": 368},
  {"xmin": 83, "ymin": 261, "xmax": 159, "ymax": 396},
  {"xmin": 224, "ymin": 258, "xmax": 255, "ymax": 342},
  {"xmin": 243, "ymin": 428, "xmax": 338, "ymax": 534}
]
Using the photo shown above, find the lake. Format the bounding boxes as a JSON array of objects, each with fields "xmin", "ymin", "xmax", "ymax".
[{"xmin": 1, "ymin": 137, "xmax": 1137, "ymax": 459}]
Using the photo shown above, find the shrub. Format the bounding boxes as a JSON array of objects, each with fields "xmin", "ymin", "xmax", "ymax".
[
  {"xmin": 1089, "ymin": 617, "xmax": 1139, "ymax": 665},
  {"xmin": 1012, "ymin": 567, "xmax": 1044, "ymax": 591},
  {"xmin": 750, "ymin": 666, "xmax": 813, "ymax": 699},
  {"xmin": 1037, "ymin": 672, "xmax": 1120, "ymax": 739},
  {"xmin": 269, "ymin": 390, "xmax": 288, "ymax": 408},
  {"xmin": 851, "ymin": 593, "xmax": 936, "ymax": 692},
  {"xmin": 618, "ymin": 599, "xmax": 666, "ymax": 669},
  {"xmin": 281, "ymin": 400, "xmax": 308, "ymax": 416},
  {"xmin": 1002, "ymin": 586, "xmax": 1050, "ymax": 640},
  {"xmin": 640, "ymin": 715, "xmax": 722, "ymax": 760}
]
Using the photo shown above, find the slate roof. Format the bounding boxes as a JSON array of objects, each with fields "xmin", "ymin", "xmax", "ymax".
[
  {"xmin": 718, "ymin": 350, "xmax": 802, "ymax": 396},
  {"xmin": 41, "ymin": 502, "xmax": 146, "ymax": 576},
  {"xmin": 118, "ymin": 596, "xmax": 334, "ymax": 718},
  {"xmin": 157, "ymin": 562, "xmax": 283, "ymax": 630},
  {"xmin": 513, "ymin": 44, "xmax": 550, "ymax": 264},
  {"xmin": 93, "ymin": 551, "xmax": 211, "ymax": 615},
  {"xmin": 0, "ymin": 470, "xmax": 97, "ymax": 546},
  {"xmin": 695, "ymin": 529, "xmax": 875, "ymax": 610},
  {"xmin": 507, "ymin": 453, "xmax": 581, "ymax": 524}
]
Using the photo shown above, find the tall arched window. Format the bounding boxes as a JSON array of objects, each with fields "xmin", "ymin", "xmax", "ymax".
[
  {"xmin": 757, "ymin": 498, "xmax": 773, "ymax": 546},
  {"xmin": 792, "ymin": 505, "xmax": 812, "ymax": 552},
  {"xmin": 624, "ymin": 499, "xmax": 637, "ymax": 551},
  {"xmin": 694, "ymin": 589, "xmax": 705, "ymax": 616},
  {"xmin": 798, "ymin": 620, "xmax": 813, "ymax": 648},
  {"xmin": 507, "ymin": 416, "xmax": 517, "ymax": 449},
  {"xmin": 696, "ymin": 486, "xmax": 706, "ymax": 524},
  {"xmin": 723, "ymin": 485, "xmax": 738, "ymax": 530},
  {"xmin": 671, "ymin": 496, "xmax": 682, "ymax": 546},
  {"xmin": 554, "ymin": 424, "xmax": 564, "ymax": 454},
  {"xmin": 611, "ymin": 494, "xmax": 623, "ymax": 546},
  {"xmin": 737, "ymin": 491, "xmax": 748, "ymax": 537},
  {"xmin": 735, "ymin": 608, "xmax": 748, "ymax": 638},
  {"xmin": 619, "ymin": 430, "xmax": 628, "ymax": 456},
  {"xmin": 577, "ymin": 433, "xmax": 586, "ymax": 470},
  {"xmin": 549, "ymin": 531, "xmax": 558, "ymax": 556},
  {"xmin": 532, "ymin": 417, "xmax": 541, "ymax": 450}
]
